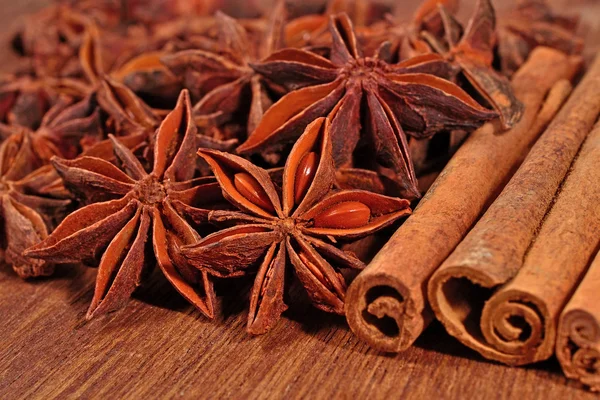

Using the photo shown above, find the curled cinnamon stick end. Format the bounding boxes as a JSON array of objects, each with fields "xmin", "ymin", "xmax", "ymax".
[
  {"xmin": 345, "ymin": 47, "xmax": 579, "ymax": 352},
  {"xmin": 428, "ymin": 56, "xmax": 600, "ymax": 365},
  {"xmin": 557, "ymin": 251, "xmax": 600, "ymax": 391}
]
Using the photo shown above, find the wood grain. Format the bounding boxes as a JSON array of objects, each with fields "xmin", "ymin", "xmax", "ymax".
[{"xmin": 1, "ymin": 1, "xmax": 599, "ymax": 399}]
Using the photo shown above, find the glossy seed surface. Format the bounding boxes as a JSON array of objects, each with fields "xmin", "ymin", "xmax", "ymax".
[
  {"xmin": 294, "ymin": 151, "xmax": 318, "ymax": 205},
  {"xmin": 312, "ymin": 201, "xmax": 371, "ymax": 229},
  {"xmin": 234, "ymin": 172, "xmax": 275, "ymax": 213}
]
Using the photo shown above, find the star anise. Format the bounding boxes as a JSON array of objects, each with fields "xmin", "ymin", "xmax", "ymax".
[
  {"xmin": 0, "ymin": 130, "xmax": 71, "ymax": 279},
  {"xmin": 385, "ymin": 0, "xmax": 460, "ymax": 61},
  {"xmin": 0, "ymin": 76, "xmax": 56, "ymax": 131},
  {"xmin": 284, "ymin": 0, "xmax": 385, "ymax": 50},
  {"xmin": 24, "ymin": 90, "xmax": 217, "ymax": 319},
  {"xmin": 240, "ymin": 13, "xmax": 496, "ymax": 197},
  {"xmin": 31, "ymin": 94, "xmax": 104, "ymax": 161},
  {"xmin": 161, "ymin": 3, "xmax": 286, "ymax": 138},
  {"xmin": 12, "ymin": 5, "xmax": 91, "ymax": 79},
  {"xmin": 421, "ymin": 0, "xmax": 524, "ymax": 129},
  {"xmin": 497, "ymin": 0, "xmax": 584, "ymax": 76},
  {"xmin": 182, "ymin": 117, "xmax": 412, "ymax": 334}
]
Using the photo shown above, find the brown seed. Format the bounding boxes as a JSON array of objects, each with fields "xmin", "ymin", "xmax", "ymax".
[
  {"xmin": 294, "ymin": 151, "xmax": 318, "ymax": 205},
  {"xmin": 234, "ymin": 172, "xmax": 275, "ymax": 213},
  {"xmin": 312, "ymin": 201, "xmax": 371, "ymax": 229}
]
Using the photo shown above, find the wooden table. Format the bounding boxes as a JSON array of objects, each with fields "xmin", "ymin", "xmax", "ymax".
[{"xmin": 1, "ymin": 1, "xmax": 599, "ymax": 398}]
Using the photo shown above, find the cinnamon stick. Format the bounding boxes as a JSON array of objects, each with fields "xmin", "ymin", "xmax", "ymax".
[
  {"xmin": 428, "ymin": 56, "xmax": 600, "ymax": 365},
  {"xmin": 344, "ymin": 48, "xmax": 580, "ymax": 352},
  {"xmin": 557, "ymin": 249, "xmax": 600, "ymax": 391}
]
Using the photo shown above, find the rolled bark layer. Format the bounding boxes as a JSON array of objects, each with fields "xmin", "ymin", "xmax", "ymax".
[
  {"xmin": 557, "ymin": 251, "xmax": 600, "ymax": 391},
  {"xmin": 344, "ymin": 48, "xmax": 580, "ymax": 352},
  {"xmin": 429, "ymin": 85, "xmax": 600, "ymax": 366}
]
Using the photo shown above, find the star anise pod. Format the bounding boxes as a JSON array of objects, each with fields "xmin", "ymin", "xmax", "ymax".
[
  {"xmin": 421, "ymin": 0, "xmax": 524, "ymax": 129},
  {"xmin": 31, "ymin": 94, "xmax": 104, "ymax": 161},
  {"xmin": 12, "ymin": 5, "xmax": 91, "ymax": 79},
  {"xmin": 240, "ymin": 13, "xmax": 496, "ymax": 197},
  {"xmin": 182, "ymin": 117, "xmax": 412, "ymax": 334},
  {"xmin": 497, "ymin": 0, "xmax": 584, "ymax": 76},
  {"xmin": 161, "ymin": 3, "xmax": 286, "ymax": 138},
  {"xmin": 0, "ymin": 76, "xmax": 56, "ymax": 131},
  {"xmin": 0, "ymin": 130, "xmax": 71, "ymax": 279},
  {"xmin": 25, "ymin": 90, "xmax": 217, "ymax": 319}
]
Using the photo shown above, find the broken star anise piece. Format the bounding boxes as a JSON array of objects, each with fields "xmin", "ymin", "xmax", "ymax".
[
  {"xmin": 182, "ymin": 117, "xmax": 412, "ymax": 335},
  {"xmin": 0, "ymin": 130, "xmax": 71, "ymax": 279},
  {"xmin": 161, "ymin": 3, "xmax": 286, "ymax": 138},
  {"xmin": 422, "ymin": 0, "xmax": 524, "ymax": 129},
  {"xmin": 241, "ymin": 12, "xmax": 496, "ymax": 197},
  {"xmin": 24, "ymin": 90, "xmax": 217, "ymax": 319}
]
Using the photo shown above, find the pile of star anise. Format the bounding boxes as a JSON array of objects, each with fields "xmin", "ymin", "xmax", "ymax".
[{"xmin": 0, "ymin": 0, "xmax": 582, "ymax": 334}]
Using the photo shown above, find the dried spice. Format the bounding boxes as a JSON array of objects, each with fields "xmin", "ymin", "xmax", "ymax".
[
  {"xmin": 31, "ymin": 94, "xmax": 104, "ymax": 161},
  {"xmin": 0, "ymin": 130, "xmax": 71, "ymax": 279},
  {"xmin": 497, "ymin": 0, "xmax": 584, "ymax": 76},
  {"xmin": 182, "ymin": 117, "xmax": 411, "ymax": 334},
  {"xmin": 162, "ymin": 3, "xmax": 286, "ymax": 139},
  {"xmin": 421, "ymin": 0, "xmax": 524, "ymax": 129},
  {"xmin": 25, "ymin": 90, "xmax": 218, "ymax": 319},
  {"xmin": 0, "ymin": 77, "xmax": 56, "ymax": 131},
  {"xmin": 241, "ymin": 13, "xmax": 496, "ymax": 197},
  {"xmin": 345, "ymin": 48, "xmax": 580, "ymax": 352}
]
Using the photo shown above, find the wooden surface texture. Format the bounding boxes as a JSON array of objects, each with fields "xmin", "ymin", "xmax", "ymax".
[{"xmin": 1, "ymin": 1, "xmax": 599, "ymax": 399}]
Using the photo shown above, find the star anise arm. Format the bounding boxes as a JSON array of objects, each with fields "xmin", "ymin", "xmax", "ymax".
[
  {"xmin": 303, "ymin": 235, "xmax": 365, "ymax": 271},
  {"xmin": 281, "ymin": 117, "xmax": 336, "ymax": 216},
  {"xmin": 250, "ymin": 49, "xmax": 338, "ymax": 90},
  {"xmin": 169, "ymin": 180, "xmax": 223, "ymax": 226},
  {"xmin": 2, "ymin": 196, "xmax": 54, "ymax": 279},
  {"xmin": 327, "ymin": 85, "xmax": 362, "ymax": 169},
  {"xmin": 259, "ymin": 0, "xmax": 286, "ymax": 59},
  {"xmin": 364, "ymin": 90, "xmax": 418, "ymax": 197},
  {"xmin": 8, "ymin": 190, "xmax": 70, "ymax": 228},
  {"xmin": 161, "ymin": 49, "xmax": 245, "ymax": 82},
  {"xmin": 192, "ymin": 76, "xmax": 249, "ymax": 127},
  {"xmin": 381, "ymin": 73, "xmax": 497, "ymax": 136},
  {"xmin": 287, "ymin": 235, "xmax": 346, "ymax": 314},
  {"xmin": 155, "ymin": 90, "xmax": 197, "ymax": 182},
  {"xmin": 197, "ymin": 149, "xmax": 283, "ymax": 218},
  {"xmin": 87, "ymin": 205, "xmax": 149, "ymax": 319},
  {"xmin": 455, "ymin": 0, "xmax": 496, "ymax": 64},
  {"xmin": 182, "ymin": 224, "xmax": 281, "ymax": 278},
  {"xmin": 214, "ymin": 11, "xmax": 251, "ymax": 63},
  {"xmin": 247, "ymin": 243, "xmax": 287, "ymax": 335},
  {"xmin": 152, "ymin": 205, "xmax": 216, "ymax": 318},
  {"xmin": 329, "ymin": 13, "xmax": 362, "ymax": 65},
  {"xmin": 51, "ymin": 156, "xmax": 135, "ymax": 202},
  {"xmin": 24, "ymin": 197, "xmax": 138, "ymax": 264},
  {"xmin": 1, "ymin": 133, "xmax": 41, "ymax": 181},
  {"xmin": 391, "ymin": 54, "xmax": 457, "ymax": 79},
  {"xmin": 236, "ymin": 80, "xmax": 344, "ymax": 154},
  {"xmin": 300, "ymin": 190, "xmax": 411, "ymax": 239},
  {"xmin": 79, "ymin": 22, "xmax": 106, "ymax": 85},
  {"xmin": 111, "ymin": 51, "xmax": 182, "ymax": 102}
]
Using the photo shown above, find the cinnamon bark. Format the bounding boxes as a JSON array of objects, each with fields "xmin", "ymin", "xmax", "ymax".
[
  {"xmin": 428, "ymin": 56, "xmax": 600, "ymax": 365},
  {"xmin": 344, "ymin": 48, "xmax": 580, "ymax": 352},
  {"xmin": 557, "ymin": 249, "xmax": 600, "ymax": 391}
]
